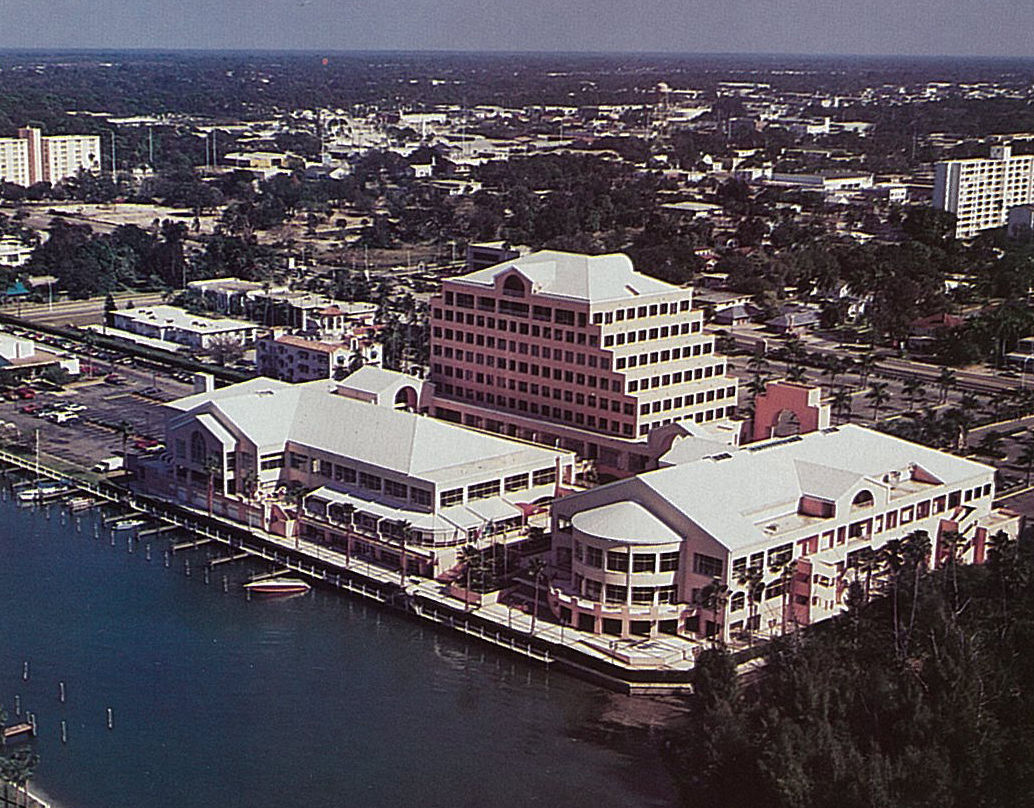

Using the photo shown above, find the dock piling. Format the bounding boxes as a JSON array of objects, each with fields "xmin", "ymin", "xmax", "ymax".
[
  {"xmin": 107, "ymin": 708, "xmax": 113, "ymax": 730},
  {"xmin": 59, "ymin": 681, "xmax": 65, "ymax": 703},
  {"xmin": 60, "ymin": 720, "xmax": 66, "ymax": 744}
]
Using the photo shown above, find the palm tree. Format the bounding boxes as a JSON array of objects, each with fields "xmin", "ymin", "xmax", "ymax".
[
  {"xmin": 880, "ymin": 537, "xmax": 906, "ymax": 655},
  {"xmin": 700, "ymin": 577, "xmax": 730, "ymax": 645},
  {"xmin": 902, "ymin": 376, "xmax": 924, "ymax": 412},
  {"xmin": 736, "ymin": 564, "xmax": 765, "ymax": 646},
  {"xmin": 936, "ymin": 366, "xmax": 957, "ymax": 404},
  {"xmin": 745, "ymin": 351, "xmax": 769, "ymax": 377},
  {"xmin": 831, "ymin": 387, "xmax": 853, "ymax": 424},
  {"xmin": 768, "ymin": 557, "xmax": 798, "ymax": 635},
  {"xmin": 821, "ymin": 356, "xmax": 845, "ymax": 388},
  {"xmin": 201, "ymin": 454, "xmax": 221, "ymax": 516},
  {"xmin": 786, "ymin": 364, "xmax": 807, "ymax": 383},
  {"xmin": 856, "ymin": 352, "xmax": 876, "ymax": 389},
  {"xmin": 526, "ymin": 557, "xmax": 548, "ymax": 634},
  {"xmin": 394, "ymin": 519, "xmax": 413, "ymax": 584},
  {"xmin": 117, "ymin": 419, "xmax": 133, "ymax": 461},
  {"xmin": 458, "ymin": 544, "xmax": 482, "ymax": 613},
  {"xmin": 865, "ymin": 381, "xmax": 890, "ymax": 421}
]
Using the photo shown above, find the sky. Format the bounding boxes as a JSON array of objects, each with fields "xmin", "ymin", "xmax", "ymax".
[{"xmin": 0, "ymin": 0, "xmax": 1031, "ymax": 57}]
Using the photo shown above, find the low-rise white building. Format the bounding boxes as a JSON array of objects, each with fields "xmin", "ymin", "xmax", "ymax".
[
  {"xmin": 548, "ymin": 424, "xmax": 1021, "ymax": 643},
  {"xmin": 135, "ymin": 378, "xmax": 575, "ymax": 576},
  {"xmin": 111, "ymin": 305, "xmax": 257, "ymax": 351}
]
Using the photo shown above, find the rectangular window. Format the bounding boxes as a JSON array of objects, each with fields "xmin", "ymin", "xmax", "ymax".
[
  {"xmin": 504, "ymin": 473, "xmax": 529, "ymax": 492},
  {"xmin": 584, "ymin": 579, "xmax": 602, "ymax": 601},
  {"xmin": 767, "ymin": 543, "xmax": 793, "ymax": 567},
  {"xmin": 606, "ymin": 551, "xmax": 629, "ymax": 572},
  {"xmin": 632, "ymin": 553, "xmax": 656, "ymax": 573},
  {"xmin": 632, "ymin": 586, "xmax": 655, "ymax": 605},
  {"xmin": 440, "ymin": 488, "xmax": 463, "ymax": 508},
  {"xmin": 384, "ymin": 479, "xmax": 408, "ymax": 499},
  {"xmin": 532, "ymin": 467, "xmax": 557, "ymax": 486},
  {"xmin": 605, "ymin": 584, "xmax": 627, "ymax": 605},
  {"xmin": 260, "ymin": 453, "xmax": 284, "ymax": 470},
  {"xmin": 659, "ymin": 551, "xmax": 680, "ymax": 572},
  {"xmin": 411, "ymin": 488, "xmax": 432, "ymax": 507},
  {"xmin": 693, "ymin": 553, "xmax": 724, "ymax": 577},
  {"xmin": 584, "ymin": 546, "xmax": 604, "ymax": 568},
  {"xmin": 358, "ymin": 471, "xmax": 382, "ymax": 491},
  {"xmin": 468, "ymin": 479, "xmax": 501, "ymax": 500}
]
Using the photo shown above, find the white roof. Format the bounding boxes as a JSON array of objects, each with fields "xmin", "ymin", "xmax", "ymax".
[
  {"xmin": 116, "ymin": 305, "xmax": 255, "ymax": 334},
  {"xmin": 169, "ymin": 379, "xmax": 566, "ymax": 483},
  {"xmin": 571, "ymin": 425, "xmax": 993, "ymax": 554},
  {"xmin": 572, "ymin": 501, "xmax": 682, "ymax": 545},
  {"xmin": 447, "ymin": 250, "xmax": 680, "ymax": 304},
  {"xmin": 339, "ymin": 365, "xmax": 417, "ymax": 395}
]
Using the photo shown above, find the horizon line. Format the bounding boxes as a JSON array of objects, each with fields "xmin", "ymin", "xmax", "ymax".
[{"xmin": 0, "ymin": 47, "xmax": 1033, "ymax": 62}]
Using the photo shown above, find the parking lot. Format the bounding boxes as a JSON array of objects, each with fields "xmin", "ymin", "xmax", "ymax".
[{"xmin": 0, "ymin": 365, "xmax": 196, "ymax": 471}]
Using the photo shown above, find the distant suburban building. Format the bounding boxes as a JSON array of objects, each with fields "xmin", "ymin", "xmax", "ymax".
[
  {"xmin": 933, "ymin": 143, "xmax": 1034, "ymax": 239},
  {"xmin": 548, "ymin": 424, "xmax": 1021, "ymax": 643},
  {"xmin": 111, "ymin": 305, "xmax": 257, "ymax": 351},
  {"xmin": 465, "ymin": 241, "xmax": 525, "ymax": 272},
  {"xmin": 0, "ymin": 126, "xmax": 101, "ymax": 187},
  {"xmin": 428, "ymin": 250, "xmax": 739, "ymax": 478},
  {"xmin": 134, "ymin": 378, "xmax": 575, "ymax": 576},
  {"xmin": 0, "ymin": 330, "xmax": 79, "ymax": 378},
  {"xmin": 767, "ymin": 171, "xmax": 874, "ymax": 192},
  {"xmin": 256, "ymin": 330, "xmax": 381, "ymax": 383},
  {"xmin": 0, "ymin": 236, "xmax": 33, "ymax": 268}
]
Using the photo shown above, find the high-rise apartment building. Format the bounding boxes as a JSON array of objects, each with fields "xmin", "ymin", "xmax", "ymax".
[
  {"xmin": 933, "ymin": 143, "xmax": 1034, "ymax": 239},
  {"xmin": 428, "ymin": 251, "xmax": 739, "ymax": 478},
  {"xmin": 0, "ymin": 126, "xmax": 101, "ymax": 187}
]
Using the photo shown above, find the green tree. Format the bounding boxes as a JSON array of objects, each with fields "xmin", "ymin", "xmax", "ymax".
[{"xmin": 865, "ymin": 381, "xmax": 891, "ymax": 421}]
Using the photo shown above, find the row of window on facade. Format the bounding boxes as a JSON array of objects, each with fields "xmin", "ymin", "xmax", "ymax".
[
  {"xmin": 730, "ymin": 483, "xmax": 993, "ymax": 578},
  {"xmin": 437, "ymin": 387, "xmax": 638, "ymax": 436},
  {"xmin": 592, "ymin": 300, "xmax": 693, "ymax": 324},
  {"xmin": 619, "ymin": 346, "xmax": 717, "ymax": 375},
  {"xmin": 574, "ymin": 542, "xmax": 683, "ymax": 573},
  {"xmin": 435, "ymin": 361, "xmax": 619, "ymax": 390},
  {"xmin": 436, "ymin": 342, "xmax": 612, "ymax": 369},
  {"xmin": 603, "ymin": 321, "xmax": 702, "ymax": 348},
  {"xmin": 571, "ymin": 575, "xmax": 679, "ymax": 606},
  {"xmin": 639, "ymin": 404, "xmax": 736, "ymax": 434}
]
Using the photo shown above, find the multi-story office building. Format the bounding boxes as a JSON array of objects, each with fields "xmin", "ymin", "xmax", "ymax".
[
  {"xmin": 933, "ymin": 143, "xmax": 1034, "ymax": 239},
  {"xmin": 548, "ymin": 423, "xmax": 1021, "ymax": 643},
  {"xmin": 428, "ymin": 250, "xmax": 738, "ymax": 477},
  {"xmin": 0, "ymin": 127, "xmax": 100, "ymax": 187}
]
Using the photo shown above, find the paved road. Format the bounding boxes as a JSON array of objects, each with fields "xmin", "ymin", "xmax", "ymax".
[{"xmin": 7, "ymin": 291, "xmax": 166, "ymax": 328}]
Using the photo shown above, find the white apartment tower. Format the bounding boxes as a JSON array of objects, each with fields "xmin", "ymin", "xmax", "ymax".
[
  {"xmin": 933, "ymin": 143, "xmax": 1034, "ymax": 239},
  {"xmin": 0, "ymin": 126, "xmax": 101, "ymax": 187}
]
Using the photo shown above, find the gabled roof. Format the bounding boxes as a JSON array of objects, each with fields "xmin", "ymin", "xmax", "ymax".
[
  {"xmin": 569, "ymin": 424, "xmax": 993, "ymax": 554},
  {"xmin": 168, "ymin": 379, "xmax": 565, "ymax": 482},
  {"xmin": 446, "ymin": 250, "xmax": 680, "ymax": 303}
]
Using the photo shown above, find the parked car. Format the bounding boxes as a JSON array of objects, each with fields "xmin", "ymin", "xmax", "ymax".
[
  {"xmin": 105, "ymin": 374, "xmax": 126, "ymax": 385},
  {"xmin": 19, "ymin": 403, "xmax": 40, "ymax": 414},
  {"xmin": 48, "ymin": 411, "xmax": 79, "ymax": 424}
]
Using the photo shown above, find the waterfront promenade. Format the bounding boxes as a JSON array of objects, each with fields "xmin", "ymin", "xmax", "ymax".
[{"xmin": 0, "ymin": 446, "xmax": 705, "ymax": 692}]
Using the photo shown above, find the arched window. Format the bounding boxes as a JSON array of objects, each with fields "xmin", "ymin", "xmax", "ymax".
[
  {"xmin": 190, "ymin": 431, "xmax": 207, "ymax": 465},
  {"xmin": 851, "ymin": 489, "xmax": 874, "ymax": 509},
  {"xmin": 502, "ymin": 275, "xmax": 526, "ymax": 297}
]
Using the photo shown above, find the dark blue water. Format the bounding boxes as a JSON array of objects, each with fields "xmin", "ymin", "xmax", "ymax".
[{"xmin": 0, "ymin": 498, "xmax": 678, "ymax": 808}]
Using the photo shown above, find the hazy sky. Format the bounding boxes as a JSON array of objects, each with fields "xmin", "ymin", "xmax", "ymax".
[{"xmin": 0, "ymin": 0, "xmax": 1031, "ymax": 57}]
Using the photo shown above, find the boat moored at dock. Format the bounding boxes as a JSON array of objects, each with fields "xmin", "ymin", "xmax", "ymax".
[{"xmin": 243, "ymin": 577, "xmax": 312, "ymax": 596}]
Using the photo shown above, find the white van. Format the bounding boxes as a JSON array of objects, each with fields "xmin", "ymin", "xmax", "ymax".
[{"xmin": 91, "ymin": 456, "xmax": 124, "ymax": 473}]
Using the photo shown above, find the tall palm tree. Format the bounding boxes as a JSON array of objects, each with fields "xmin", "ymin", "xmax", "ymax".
[
  {"xmin": 768, "ymin": 558, "xmax": 798, "ymax": 635},
  {"xmin": 936, "ymin": 366, "xmax": 957, "ymax": 404},
  {"xmin": 117, "ymin": 419, "xmax": 133, "ymax": 461},
  {"xmin": 865, "ymin": 381, "xmax": 891, "ymax": 421},
  {"xmin": 856, "ymin": 352, "xmax": 876, "ymax": 389},
  {"xmin": 526, "ymin": 557, "xmax": 548, "ymax": 634},
  {"xmin": 201, "ymin": 454, "xmax": 221, "ymax": 516},
  {"xmin": 700, "ymin": 577, "xmax": 730, "ymax": 645},
  {"xmin": 736, "ymin": 564, "xmax": 765, "ymax": 646},
  {"xmin": 902, "ymin": 376, "xmax": 924, "ymax": 412},
  {"xmin": 394, "ymin": 519, "xmax": 413, "ymax": 584},
  {"xmin": 831, "ymin": 387, "xmax": 853, "ymax": 424},
  {"xmin": 880, "ymin": 537, "xmax": 906, "ymax": 655},
  {"xmin": 458, "ymin": 544, "xmax": 482, "ymax": 613}
]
